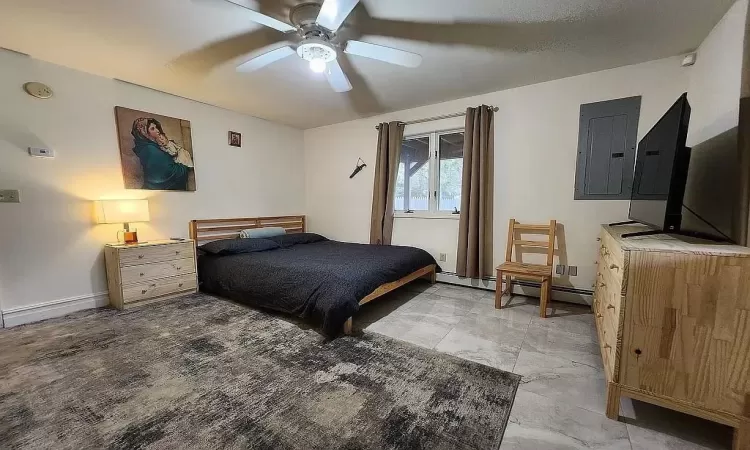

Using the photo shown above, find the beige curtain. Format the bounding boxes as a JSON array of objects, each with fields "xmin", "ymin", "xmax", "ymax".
[
  {"xmin": 370, "ymin": 121, "xmax": 405, "ymax": 245},
  {"xmin": 457, "ymin": 106, "xmax": 494, "ymax": 278}
]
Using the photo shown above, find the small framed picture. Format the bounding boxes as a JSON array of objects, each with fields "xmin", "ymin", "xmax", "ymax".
[{"xmin": 228, "ymin": 131, "xmax": 242, "ymax": 148}]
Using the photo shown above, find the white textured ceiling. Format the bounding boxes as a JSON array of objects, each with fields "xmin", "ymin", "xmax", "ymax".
[{"xmin": 0, "ymin": 0, "xmax": 735, "ymax": 129}]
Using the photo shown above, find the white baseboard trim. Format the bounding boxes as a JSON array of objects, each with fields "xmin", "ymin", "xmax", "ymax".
[
  {"xmin": 1, "ymin": 292, "xmax": 109, "ymax": 328},
  {"xmin": 436, "ymin": 272, "xmax": 593, "ymax": 306}
]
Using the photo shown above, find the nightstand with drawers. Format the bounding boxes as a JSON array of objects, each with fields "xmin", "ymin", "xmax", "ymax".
[{"xmin": 104, "ymin": 239, "xmax": 198, "ymax": 309}]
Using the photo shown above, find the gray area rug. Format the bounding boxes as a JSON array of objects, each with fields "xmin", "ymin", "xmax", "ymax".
[{"xmin": 0, "ymin": 293, "xmax": 520, "ymax": 450}]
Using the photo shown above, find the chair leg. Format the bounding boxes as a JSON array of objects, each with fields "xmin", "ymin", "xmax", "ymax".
[
  {"xmin": 495, "ymin": 270, "xmax": 504, "ymax": 309},
  {"xmin": 505, "ymin": 275, "xmax": 512, "ymax": 297},
  {"xmin": 540, "ymin": 279, "xmax": 549, "ymax": 318}
]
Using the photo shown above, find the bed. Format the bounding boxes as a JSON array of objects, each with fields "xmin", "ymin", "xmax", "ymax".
[{"xmin": 189, "ymin": 216, "xmax": 438, "ymax": 336}]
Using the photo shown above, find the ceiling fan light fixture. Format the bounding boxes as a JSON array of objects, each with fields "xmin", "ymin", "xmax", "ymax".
[
  {"xmin": 309, "ymin": 58, "xmax": 327, "ymax": 73},
  {"xmin": 297, "ymin": 38, "xmax": 337, "ymax": 73},
  {"xmin": 226, "ymin": 0, "xmax": 422, "ymax": 94}
]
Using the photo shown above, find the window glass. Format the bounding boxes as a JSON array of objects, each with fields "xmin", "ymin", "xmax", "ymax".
[
  {"xmin": 438, "ymin": 132, "xmax": 464, "ymax": 212},
  {"xmin": 396, "ymin": 137, "xmax": 430, "ymax": 211}
]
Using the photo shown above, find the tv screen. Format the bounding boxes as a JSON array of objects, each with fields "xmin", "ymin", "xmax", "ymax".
[
  {"xmin": 681, "ymin": 119, "xmax": 742, "ymax": 243},
  {"xmin": 628, "ymin": 94, "xmax": 691, "ymax": 232}
]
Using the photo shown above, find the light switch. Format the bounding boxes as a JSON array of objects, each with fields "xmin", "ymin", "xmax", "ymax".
[{"xmin": 0, "ymin": 189, "xmax": 21, "ymax": 203}]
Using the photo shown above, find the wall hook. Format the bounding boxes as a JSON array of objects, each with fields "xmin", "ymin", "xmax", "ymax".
[{"xmin": 349, "ymin": 157, "xmax": 367, "ymax": 179}]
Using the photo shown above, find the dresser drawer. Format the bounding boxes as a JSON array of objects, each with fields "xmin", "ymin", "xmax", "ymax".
[
  {"xmin": 599, "ymin": 229, "xmax": 624, "ymax": 267},
  {"xmin": 118, "ymin": 242, "xmax": 194, "ymax": 266},
  {"xmin": 594, "ymin": 307, "xmax": 616, "ymax": 381},
  {"xmin": 122, "ymin": 273, "xmax": 197, "ymax": 304},
  {"xmin": 595, "ymin": 236, "xmax": 625, "ymax": 383},
  {"xmin": 599, "ymin": 268, "xmax": 622, "ymax": 336},
  {"xmin": 599, "ymin": 248, "xmax": 624, "ymax": 286},
  {"xmin": 120, "ymin": 258, "xmax": 196, "ymax": 285}
]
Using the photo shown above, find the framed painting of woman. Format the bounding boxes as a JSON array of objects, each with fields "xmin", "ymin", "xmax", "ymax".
[{"xmin": 114, "ymin": 107, "xmax": 197, "ymax": 191}]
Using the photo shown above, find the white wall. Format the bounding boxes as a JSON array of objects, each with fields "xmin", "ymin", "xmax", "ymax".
[
  {"xmin": 688, "ymin": 0, "xmax": 746, "ymax": 146},
  {"xmin": 0, "ymin": 50, "xmax": 305, "ymax": 315},
  {"xmin": 305, "ymin": 57, "xmax": 691, "ymax": 293},
  {"xmin": 685, "ymin": 0, "xmax": 748, "ymax": 244}
]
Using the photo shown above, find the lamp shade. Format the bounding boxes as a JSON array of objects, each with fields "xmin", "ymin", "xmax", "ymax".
[{"xmin": 94, "ymin": 199, "xmax": 150, "ymax": 224}]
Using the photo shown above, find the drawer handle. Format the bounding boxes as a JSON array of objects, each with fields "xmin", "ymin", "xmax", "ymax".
[
  {"xmin": 141, "ymin": 289, "xmax": 147, "ymax": 294},
  {"xmin": 599, "ymin": 282, "xmax": 606, "ymax": 288},
  {"xmin": 596, "ymin": 313, "xmax": 603, "ymax": 318},
  {"xmin": 596, "ymin": 237, "xmax": 601, "ymax": 242},
  {"xmin": 176, "ymin": 267, "xmax": 182, "ymax": 270},
  {"xmin": 178, "ymin": 283, "xmax": 184, "ymax": 288},
  {"xmin": 140, "ymin": 272, "xmax": 145, "ymax": 277},
  {"xmin": 175, "ymin": 251, "xmax": 181, "ymax": 255},
  {"xmin": 138, "ymin": 255, "xmax": 144, "ymax": 259},
  {"xmin": 609, "ymin": 264, "xmax": 620, "ymax": 270},
  {"xmin": 607, "ymin": 304, "xmax": 615, "ymax": 310},
  {"xmin": 150, "ymin": 284, "xmax": 156, "ymax": 287}
]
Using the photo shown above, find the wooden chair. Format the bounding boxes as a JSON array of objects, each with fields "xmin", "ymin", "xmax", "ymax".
[{"xmin": 495, "ymin": 219, "xmax": 557, "ymax": 318}]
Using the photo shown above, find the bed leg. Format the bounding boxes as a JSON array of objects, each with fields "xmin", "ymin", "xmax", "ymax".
[
  {"xmin": 343, "ymin": 318, "xmax": 353, "ymax": 335},
  {"xmin": 429, "ymin": 267, "xmax": 437, "ymax": 284}
]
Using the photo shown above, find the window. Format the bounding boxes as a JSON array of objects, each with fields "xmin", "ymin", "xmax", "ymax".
[{"xmin": 395, "ymin": 130, "xmax": 464, "ymax": 214}]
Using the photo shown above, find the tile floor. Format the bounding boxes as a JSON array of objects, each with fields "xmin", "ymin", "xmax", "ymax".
[{"xmin": 356, "ymin": 281, "xmax": 735, "ymax": 450}]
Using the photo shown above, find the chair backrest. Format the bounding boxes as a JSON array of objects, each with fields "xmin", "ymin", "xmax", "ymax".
[{"xmin": 504, "ymin": 219, "xmax": 557, "ymax": 267}]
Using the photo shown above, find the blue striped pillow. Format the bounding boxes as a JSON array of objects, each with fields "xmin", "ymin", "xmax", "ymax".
[{"xmin": 239, "ymin": 227, "xmax": 286, "ymax": 239}]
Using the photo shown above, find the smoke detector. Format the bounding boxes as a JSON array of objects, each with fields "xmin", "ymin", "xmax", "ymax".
[{"xmin": 296, "ymin": 37, "xmax": 337, "ymax": 73}]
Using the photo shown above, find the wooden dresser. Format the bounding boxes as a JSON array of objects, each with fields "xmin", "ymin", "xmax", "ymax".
[
  {"xmin": 104, "ymin": 239, "xmax": 198, "ymax": 309},
  {"xmin": 594, "ymin": 224, "xmax": 750, "ymax": 449}
]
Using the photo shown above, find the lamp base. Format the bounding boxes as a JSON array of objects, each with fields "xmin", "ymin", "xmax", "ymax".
[
  {"xmin": 118, "ymin": 225, "xmax": 139, "ymax": 244},
  {"xmin": 123, "ymin": 231, "xmax": 139, "ymax": 244}
]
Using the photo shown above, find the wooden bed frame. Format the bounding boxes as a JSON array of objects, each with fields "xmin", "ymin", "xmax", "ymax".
[{"xmin": 189, "ymin": 215, "xmax": 437, "ymax": 335}]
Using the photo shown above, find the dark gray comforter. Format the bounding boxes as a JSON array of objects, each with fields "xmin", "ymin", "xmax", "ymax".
[{"xmin": 198, "ymin": 238, "xmax": 439, "ymax": 336}]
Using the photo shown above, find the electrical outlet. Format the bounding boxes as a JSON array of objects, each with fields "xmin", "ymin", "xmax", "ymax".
[
  {"xmin": 439, "ymin": 253, "xmax": 447, "ymax": 262},
  {"xmin": 0, "ymin": 189, "xmax": 21, "ymax": 203},
  {"xmin": 555, "ymin": 264, "xmax": 566, "ymax": 275},
  {"xmin": 568, "ymin": 265, "xmax": 578, "ymax": 276}
]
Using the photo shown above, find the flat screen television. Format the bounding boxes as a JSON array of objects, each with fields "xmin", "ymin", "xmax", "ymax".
[
  {"xmin": 626, "ymin": 93, "xmax": 737, "ymax": 242},
  {"xmin": 628, "ymin": 93, "xmax": 692, "ymax": 235}
]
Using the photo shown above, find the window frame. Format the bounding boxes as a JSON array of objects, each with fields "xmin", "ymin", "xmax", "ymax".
[{"xmin": 395, "ymin": 128, "xmax": 464, "ymax": 219}]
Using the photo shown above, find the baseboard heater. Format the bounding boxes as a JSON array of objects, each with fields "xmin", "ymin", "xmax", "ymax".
[{"xmin": 435, "ymin": 272, "xmax": 594, "ymax": 305}]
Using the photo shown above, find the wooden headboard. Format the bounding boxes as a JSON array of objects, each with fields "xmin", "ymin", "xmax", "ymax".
[{"xmin": 189, "ymin": 215, "xmax": 306, "ymax": 246}]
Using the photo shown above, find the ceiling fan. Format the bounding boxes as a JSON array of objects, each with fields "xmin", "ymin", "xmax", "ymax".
[{"xmin": 220, "ymin": 0, "xmax": 423, "ymax": 93}]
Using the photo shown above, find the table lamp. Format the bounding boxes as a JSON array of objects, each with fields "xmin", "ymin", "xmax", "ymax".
[{"xmin": 94, "ymin": 199, "xmax": 150, "ymax": 244}]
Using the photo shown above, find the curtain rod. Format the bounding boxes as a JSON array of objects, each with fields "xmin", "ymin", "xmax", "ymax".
[{"xmin": 375, "ymin": 106, "xmax": 499, "ymax": 130}]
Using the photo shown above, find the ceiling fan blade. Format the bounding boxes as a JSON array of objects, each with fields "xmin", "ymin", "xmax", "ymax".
[
  {"xmin": 325, "ymin": 59, "xmax": 353, "ymax": 93},
  {"xmin": 223, "ymin": 0, "xmax": 296, "ymax": 32},
  {"xmin": 236, "ymin": 45, "xmax": 296, "ymax": 72},
  {"xmin": 359, "ymin": 19, "xmax": 539, "ymax": 51},
  {"xmin": 344, "ymin": 40, "xmax": 422, "ymax": 68},
  {"xmin": 171, "ymin": 28, "xmax": 285, "ymax": 74},
  {"xmin": 337, "ymin": 53, "xmax": 383, "ymax": 115},
  {"xmin": 316, "ymin": 0, "xmax": 359, "ymax": 32}
]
